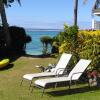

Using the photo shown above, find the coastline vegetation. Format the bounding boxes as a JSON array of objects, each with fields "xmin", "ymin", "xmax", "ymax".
[
  {"xmin": 0, "ymin": 0, "xmax": 100, "ymax": 99},
  {"xmin": 40, "ymin": 36, "xmax": 52, "ymax": 55},
  {"xmin": 0, "ymin": 26, "xmax": 32, "ymax": 57},
  {"xmin": 40, "ymin": 24, "xmax": 100, "ymax": 71},
  {"xmin": 57, "ymin": 25, "xmax": 100, "ymax": 70}
]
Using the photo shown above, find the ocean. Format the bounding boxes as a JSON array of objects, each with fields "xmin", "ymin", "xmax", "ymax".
[{"xmin": 25, "ymin": 29, "xmax": 61, "ymax": 55}]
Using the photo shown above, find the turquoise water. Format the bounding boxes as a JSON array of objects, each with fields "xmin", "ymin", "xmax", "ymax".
[{"xmin": 25, "ymin": 30, "xmax": 60, "ymax": 55}]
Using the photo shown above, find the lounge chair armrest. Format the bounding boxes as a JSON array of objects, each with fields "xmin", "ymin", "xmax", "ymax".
[
  {"xmin": 55, "ymin": 68, "xmax": 65, "ymax": 76},
  {"xmin": 70, "ymin": 72, "xmax": 83, "ymax": 83},
  {"xmin": 44, "ymin": 64, "xmax": 56, "ymax": 72},
  {"xmin": 56, "ymin": 67, "xmax": 72, "ymax": 76}
]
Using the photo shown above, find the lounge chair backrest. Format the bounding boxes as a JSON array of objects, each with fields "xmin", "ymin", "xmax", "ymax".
[
  {"xmin": 67, "ymin": 59, "xmax": 91, "ymax": 80},
  {"xmin": 51, "ymin": 53, "xmax": 72, "ymax": 74}
]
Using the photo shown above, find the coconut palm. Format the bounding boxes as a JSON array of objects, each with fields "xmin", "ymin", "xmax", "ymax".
[
  {"xmin": 74, "ymin": 0, "xmax": 89, "ymax": 26},
  {"xmin": 0, "ymin": 0, "xmax": 21, "ymax": 48},
  {"xmin": 74, "ymin": 0, "xmax": 78, "ymax": 26}
]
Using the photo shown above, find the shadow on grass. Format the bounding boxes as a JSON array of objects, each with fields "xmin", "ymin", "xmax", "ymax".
[
  {"xmin": 2, "ymin": 53, "xmax": 54, "ymax": 63},
  {"xmin": 23, "ymin": 53, "xmax": 56, "ymax": 58},
  {"xmin": 0, "ymin": 64, "xmax": 14, "ymax": 71},
  {"xmin": 0, "ymin": 51, "xmax": 56, "ymax": 64},
  {"xmin": 46, "ymin": 86, "xmax": 100, "ymax": 97},
  {"xmin": 0, "ymin": 52, "xmax": 56, "ymax": 71},
  {"xmin": 0, "ymin": 53, "xmax": 24, "ymax": 63}
]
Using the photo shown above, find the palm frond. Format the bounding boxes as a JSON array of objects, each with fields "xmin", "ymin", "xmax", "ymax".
[
  {"xmin": 8, "ymin": 0, "xmax": 14, "ymax": 3},
  {"xmin": 17, "ymin": 0, "xmax": 21, "ymax": 6}
]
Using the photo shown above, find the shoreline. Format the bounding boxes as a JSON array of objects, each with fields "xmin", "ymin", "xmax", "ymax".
[{"xmin": 24, "ymin": 53, "xmax": 53, "ymax": 58}]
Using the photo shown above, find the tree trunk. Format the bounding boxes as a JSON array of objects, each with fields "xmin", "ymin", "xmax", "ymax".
[
  {"xmin": 74, "ymin": 0, "xmax": 78, "ymax": 26},
  {"xmin": 0, "ymin": 0, "xmax": 3, "ymax": 15},
  {"xmin": 0, "ymin": 3, "xmax": 11, "ymax": 48}
]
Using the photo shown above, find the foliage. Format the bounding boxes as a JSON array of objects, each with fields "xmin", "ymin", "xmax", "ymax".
[
  {"xmin": 51, "ymin": 41, "xmax": 59, "ymax": 53},
  {"xmin": 9, "ymin": 26, "xmax": 31, "ymax": 52},
  {"xmin": 58, "ymin": 24, "xmax": 79, "ymax": 66},
  {"xmin": 78, "ymin": 30, "xmax": 100, "ymax": 70},
  {"xmin": 55, "ymin": 25, "xmax": 78, "ymax": 54},
  {"xmin": 0, "ymin": 26, "xmax": 32, "ymax": 55},
  {"xmin": 40, "ymin": 36, "xmax": 52, "ymax": 55},
  {"xmin": 55, "ymin": 27, "xmax": 100, "ymax": 69},
  {"xmin": 3, "ymin": 0, "xmax": 21, "ymax": 7},
  {"xmin": 0, "ymin": 0, "xmax": 21, "ymax": 54}
]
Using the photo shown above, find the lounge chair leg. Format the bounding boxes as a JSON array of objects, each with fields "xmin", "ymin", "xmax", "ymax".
[
  {"xmin": 74, "ymin": 81, "xmax": 77, "ymax": 86},
  {"xmin": 69, "ymin": 84, "xmax": 70, "ymax": 89},
  {"xmin": 54, "ymin": 83, "xmax": 58, "ymax": 88},
  {"xmin": 31, "ymin": 86, "xmax": 34, "ymax": 93},
  {"xmin": 69, "ymin": 81, "xmax": 71, "ymax": 89},
  {"xmin": 88, "ymin": 80, "xmax": 91, "ymax": 88},
  {"xmin": 41, "ymin": 88, "xmax": 45, "ymax": 97},
  {"xmin": 20, "ymin": 79, "xmax": 23, "ymax": 86},
  {"xmin": 29, "ymin": 81, "xmax": 33, "ymax": 90}
]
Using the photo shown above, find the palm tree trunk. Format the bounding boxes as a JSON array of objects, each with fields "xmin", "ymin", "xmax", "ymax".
[
  {"xmin": 0, "ymin": 0, "xmax": 3, "ymax": 15},
  {"xmin": 0, "ymin": 3, "xmax": 11, "ymax": 48},
  {"xmin": 74, "ymin": 0, "xmax": 78, "ymax": 26}
]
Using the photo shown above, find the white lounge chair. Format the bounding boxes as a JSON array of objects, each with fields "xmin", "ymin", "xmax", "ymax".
[
  {"xmin": 20, "ymin": 53, "xmax": 72, "ymax": 87},
  {"xmin": 34, "ymin": 59, "xmax": 91, "ymax": 96}
]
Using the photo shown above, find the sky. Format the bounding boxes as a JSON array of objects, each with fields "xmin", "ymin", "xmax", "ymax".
[{"xmin": 5, "ymin": 0, "xmax": 96, "ymax": 29}]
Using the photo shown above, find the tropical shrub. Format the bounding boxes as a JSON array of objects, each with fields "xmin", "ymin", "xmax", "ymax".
[
  {"xmin": 55, "ymin": 27, "xmax": 100, "ymax": 69},
  {"xmin": 51, "ymin": 41, "xmax": 59, "ymax": 53},
  {"xmin": 40, "ymin": 36, "xmax": 52, "ymax": 55},
  {"xmin": 9, "ymin": 26, "xmax": 32, "ymax": 53},
  {"xmin": 58, "ymin": 25, "xmax": 79, "ymax": 66},
  {"xmin": 78, "ymin": 30, "xmax": 100, "ymax": 70},
  {"xmin": 56, "ymin": 25, "xmax": 78, "ymax": 53},
  {"xmin": 0, "ymin": 26, "xmax": 32, "ymax": 55}
]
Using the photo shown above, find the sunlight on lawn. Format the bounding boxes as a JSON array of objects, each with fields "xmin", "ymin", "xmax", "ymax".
[{"xmin": 0, "ymin": 56, "xmax": 100, "ymax": 100}]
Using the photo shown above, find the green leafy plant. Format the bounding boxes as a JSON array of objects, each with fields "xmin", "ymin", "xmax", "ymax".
[{"xmin": 40, "ymin": 36, "xmax": 52, "ymax": 55}]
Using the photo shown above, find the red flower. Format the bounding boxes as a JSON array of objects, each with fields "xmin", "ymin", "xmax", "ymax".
[{"xmin": 91, "ymin": 70, "xmax": 98, "ymax": 77}]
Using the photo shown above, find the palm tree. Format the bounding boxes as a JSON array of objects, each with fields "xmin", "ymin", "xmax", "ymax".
[
  {"xmin": 74, "ymin": 0, "xmax": 89, "ymax": 26},
  {"xmin": 0, "ymin": 0, "xmax": 21, "ymax": 48},
  {"xmin": 74, "ymin": 0, "xmax": 78, "ymax": 26},
  {"xmin": 73, "ymin": 0, "xmax": 89, "ymax": 62}
]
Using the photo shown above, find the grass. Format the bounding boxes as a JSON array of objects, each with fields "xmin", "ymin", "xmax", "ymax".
[{"xmin": 0, "ymin": 55, "xmax": 100, "ymax": 100}]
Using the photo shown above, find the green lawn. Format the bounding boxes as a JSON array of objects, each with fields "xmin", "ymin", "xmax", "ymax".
[{"xmin": 0, "ymin": 56, "xmax": 100, "ymax": 100}]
